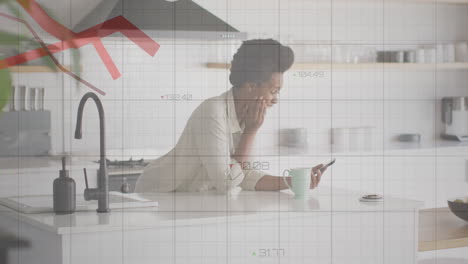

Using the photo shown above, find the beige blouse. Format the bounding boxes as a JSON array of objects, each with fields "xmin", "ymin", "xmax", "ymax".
[{"xmin": 134, "ymin": 88, "xmax": 267, "ymax": 194}]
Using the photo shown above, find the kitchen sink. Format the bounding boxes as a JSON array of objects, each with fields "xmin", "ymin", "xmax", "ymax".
[{"xmin": 0, "ymin": 192, "xmax": 158, "ymax": 214}]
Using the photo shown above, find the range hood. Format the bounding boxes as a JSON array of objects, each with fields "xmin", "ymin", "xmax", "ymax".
[{"xmin": 74, "ymin": 0, "xmax": 247, "ymax": 40}]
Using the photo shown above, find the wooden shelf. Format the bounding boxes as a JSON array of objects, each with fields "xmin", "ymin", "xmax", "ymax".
[
  {"xmin": 9, "ymin": 65, "xmax": 72, "ymax": 73},
  {"xmin": 206, "ymin": 62, "xmax": 468, "ymax": 71},
  {"xmin": 415, "ymin": 0, "xmax": 468, "ymax": 3},
  {"xmin": 419, "ymin": 207, "xmax": 468, "ymax": 251}
]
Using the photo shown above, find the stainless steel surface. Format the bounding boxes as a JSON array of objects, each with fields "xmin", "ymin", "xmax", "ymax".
[
  {"xmin": 453, "ymin": 97, "xmax": 468, "ymax": 111},
  {"xmin": 104, "ymin": 158, "xmax": 146, "ymax": 193},
  {"xmin": 441, "ymin": 97, "xmax": 468, "ymax": 141},
  {"xmin": 74, "ymin": 92, "xmax": 110, "ymax": 213},
  {"xmin": 73, "ymin": 0, "xmax": 246, "ymax": 40},
  {"xmin": 441, "ymin": 97, "xmax": 468, "ymax": 124},
  {"xmin": 97, "ymin": 158, "xmax": 148, "ymax": 169},
  {"xmin": 398, "ymin": 133, "xmax": 421, "ymax": 143},
  {"xmin": 442, "ymin": 97, "xmax": 453, "ymax": 125}
]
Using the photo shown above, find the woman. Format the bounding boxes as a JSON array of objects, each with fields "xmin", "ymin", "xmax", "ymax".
[{"xmin": 135, "ymin": 39, "xmax": 327, "ymax": 194}]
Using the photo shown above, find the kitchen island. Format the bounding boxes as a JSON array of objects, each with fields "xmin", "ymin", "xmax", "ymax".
[{"xmin": 0, "ymin": 187, "xmax": 422, "ymax": 264}]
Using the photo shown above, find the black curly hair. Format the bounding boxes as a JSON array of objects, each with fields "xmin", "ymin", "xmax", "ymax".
[{"xmin": 229, "ymin": 39, "xmax": 294, "ymax": 88}]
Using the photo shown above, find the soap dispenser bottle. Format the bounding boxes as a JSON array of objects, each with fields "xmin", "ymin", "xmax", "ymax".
[{"xmin": 53, "ymin": 156, "xmax": 76, "ymax": 214}]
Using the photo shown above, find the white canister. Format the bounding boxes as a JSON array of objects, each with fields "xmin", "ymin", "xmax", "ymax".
[
  {"xmin": 444, "ymin": 43, "xmax": 455, "ymax": 62},
  {"xmin": 348, "ymin": 127, "xmax": 375, "ymax": 152},
  {"xmin": 415, "ymin": 48, "xmax": 425, "ymax": 63},
  {"xmin": 396, "ymin": 51, "xmax": 405, "ymax": 63},
  {"xmin": 424, "ymin": 48, "xmax": 436, "ymax": 63},
  {"xmin": 331, "ymin": 127, "xmax": 349, "ymax": 153},
  {"xmin": 455, "ymin": 42, "xmax": 468, "ymax": 62},
  {"xmin": 361, "ymin": 127, "xmax": 375, "ymax": 151},
  {"xmin": 319, "ymin": 45, "xmax": 331, "ymax": 63},
  {"xmin": 332, "ymin": 45, "xmax": 343, "ymax": 63},
  {"xmin": 348, "ymin": 127, "xmax": 363, "ymax": 152},
  {"xmin": 436, "ymin": 44, "xmax": 445, "ymax": 62}
]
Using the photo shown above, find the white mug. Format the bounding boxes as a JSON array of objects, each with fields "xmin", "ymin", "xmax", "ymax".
[{"xmin": 283, "ymin": 167, "xmax": 312, "ymax": 200}]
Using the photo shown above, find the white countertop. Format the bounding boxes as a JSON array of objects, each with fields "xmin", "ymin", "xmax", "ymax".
[{"xmin": 0, "ymin": 187, "xmax": 423, "ymax": 235}]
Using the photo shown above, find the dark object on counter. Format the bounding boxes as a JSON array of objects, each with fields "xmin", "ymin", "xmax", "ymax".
[
  {"xmin": 109, "ymin": 173, "xmax": 139, "ymax": 193},
  {"xmin": 53, "ymin": 156, "xmax": 76, "ymax": 215},
  {"xmin": 448, "ymin": 199, "xmax": 468, "ymax": 222},
  {"xmin": 404, "ymin": 50, "xmax": 416, "ymax": 63},
  {"xmin": 377, "ymin": 51, "xmax": 399, "ymax": 62},
  {"xmin": 121, "ymin": 177, "xmax": 131, "ymax": 193},
  {"xmin": 360, "ymin": 194, "xmax": 384, "ymax": 202},
  {"xmin": 75, "ymin": 92, "xmax": 110, "ymax": 213},
  {"xmin": 0, "ymin": 229, "xmax": 30, "ymax": 264},
  {"xmin": 398, "ymin": 133, "xmax": 421, "ymax": 143},
  {"xmin": 96, "ymin": 158, "xmax": 148, "ymax": 168}
]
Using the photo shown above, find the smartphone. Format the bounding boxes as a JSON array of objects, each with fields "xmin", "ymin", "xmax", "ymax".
[{"xmin": 319, "ymin": 158, "xmax": 336, "ymax": 173}]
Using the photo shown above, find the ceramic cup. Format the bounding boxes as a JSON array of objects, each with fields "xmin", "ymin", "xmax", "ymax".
[
  {"xmin": 279, "ymin": 128, "xmax": 308, "ymax": 148},
  {"xmin": 455, "ymin": 42, "xmax": 468, "ymax": 62},
  {"xmin": 444, "ymin": 44, "xmax": 455, "ymax": 62},
  {"xmin": 283, "ymin": 167, "xmax": 311, "ymax": 199}
]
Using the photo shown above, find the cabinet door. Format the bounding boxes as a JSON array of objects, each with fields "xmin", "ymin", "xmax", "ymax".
[{"xmin": 332, "ymin": 211, "xmax": 417, "ymax": 264}]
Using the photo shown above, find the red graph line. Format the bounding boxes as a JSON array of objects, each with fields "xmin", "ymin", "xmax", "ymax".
[
  {"xmin": 0, "ymin": 0, "xmax": 160, "ymax": 94},
  {"xmin": 0, "ymin": 13, "xmax": 105, "ymax": 95},
  {"xmin": 16, "ymin": 0, "xmax": 76, "ymax": 44},
  {"xmin": 1, "ymin": 15, "xmax": 160, "ymax": 79},
  {"xmin": 8, "ymin": 0, "xmax": 160, "ymax": 79}
]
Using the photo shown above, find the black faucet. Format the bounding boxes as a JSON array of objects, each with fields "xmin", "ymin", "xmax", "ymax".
[{"xmin": 74, "ymin": 92, "xmax": 110, "ymax": 213}]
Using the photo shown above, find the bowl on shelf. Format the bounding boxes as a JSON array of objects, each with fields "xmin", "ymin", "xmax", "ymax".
[{"xmin": 447, "ymin": 197, "xmax": 468, "ymax": 222}]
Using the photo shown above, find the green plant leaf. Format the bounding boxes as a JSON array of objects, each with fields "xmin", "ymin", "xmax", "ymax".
[
  {"xmin": 6, "ymin": 1, "xmax": 23, "ymax": 19},
  {"xmin": 0, "ymin": 69, "xmax": 12, "ymax": 112},
  {"xmin": 0, "ymin": 1, "xmax": 81, "ymax": 81},
  {"xmin": 0, "ymin": 31, "xmax": 31, "ymax": 46},
  {"xmin": 0, "ymin": 0, "xmax": 14, "ymax": 5},
  {"xmin": 71, "ymin": 48, "xmax": 81, "ymax": 77},
  {"xmin": 17, "ymin": 40, "xmax": 58, "ymax": 71},
  {"xmin": 41, "ymin": 54, "xmax": 58, "ymax": 71}
]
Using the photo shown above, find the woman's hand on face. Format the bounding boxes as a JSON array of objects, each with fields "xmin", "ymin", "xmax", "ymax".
[
  {"xmin": 310, "ymin": 164, "xmax": 325, "ymax": 189},
  {"xmin": 243, "ymin": 96, "xmax": 267, "ymax": 133}
]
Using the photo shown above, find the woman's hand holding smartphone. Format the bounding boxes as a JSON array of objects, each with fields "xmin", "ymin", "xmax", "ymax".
[{"xmin": 310, "ymin": 159, "xmax": 336, "ymax": 189}]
